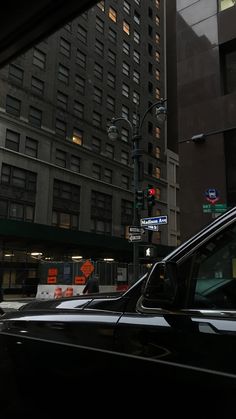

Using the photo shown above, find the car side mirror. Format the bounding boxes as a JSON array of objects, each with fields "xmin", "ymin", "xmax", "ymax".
[{"xmin": 142, "ymin": 261, "xmax": 177, "ymax": 306}]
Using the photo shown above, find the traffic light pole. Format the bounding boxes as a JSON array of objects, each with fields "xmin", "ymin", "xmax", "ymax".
[{"xmin": 107, "ymin": 99, "xmax": 167, "ymax": 284}]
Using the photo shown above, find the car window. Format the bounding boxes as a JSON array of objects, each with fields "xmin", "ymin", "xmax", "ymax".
[{"xmin": 188, "ymin": 221, "xmax": 236, "ymax": 309}]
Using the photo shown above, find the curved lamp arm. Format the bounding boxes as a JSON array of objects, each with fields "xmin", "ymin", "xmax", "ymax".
[{"xmin": 139, "ymin": 98, "xmax": 167, "ymax": 131}]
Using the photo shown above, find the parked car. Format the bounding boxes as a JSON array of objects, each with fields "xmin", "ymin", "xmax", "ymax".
[{"xmin": 2, "ymin": 207, "xmax": 236, "ymax": 414}]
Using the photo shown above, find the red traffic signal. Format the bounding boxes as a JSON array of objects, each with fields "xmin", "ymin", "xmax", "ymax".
[
  {"xmin": 147, "ymin": 188, "xmax": 155, "ymax": 196},
  {"xmin": 147, "ymin": 188, "xmax": 156, "ymax": 207}
]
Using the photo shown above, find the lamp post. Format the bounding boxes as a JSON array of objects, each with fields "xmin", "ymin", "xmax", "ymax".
[{"xmin": 107, "ymin": 98, "xmax": 167, "ymax": 283}]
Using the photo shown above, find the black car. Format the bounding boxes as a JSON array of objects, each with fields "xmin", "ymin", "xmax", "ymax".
[{"xmin": 2, "ymin": 207, "xmax": 236, "ymax": 415}]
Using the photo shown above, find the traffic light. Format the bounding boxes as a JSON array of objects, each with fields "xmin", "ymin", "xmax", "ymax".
[
  {"xmin": 147, "ymin": 187, "xmax": 156, "ymax": 207},
  {"xmin": 136, "ymin": 190, "xmax": 145, "ymax": 209}
]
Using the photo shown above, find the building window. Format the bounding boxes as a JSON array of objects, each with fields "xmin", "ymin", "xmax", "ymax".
[
  {"xmin": 107, "ymin": 72, "xmax": 115, "ymax": 88},
  {"xmin": 155, "ymin": 69, "xmax": 160, "ymax": 81},
  {"xmin": 156, "ymin": 0, "xmax": 160, "ymax": 9},
  {"xmin": 108, "ymin": 49, "xmax": 116, "ymax": 65},
  {"xmin": 93, "ymin": 112, "xmax": 102, "ymax": 127},
  {"xmin": 5, "ymin": 129, "xmax": 20, "ymax": 151},
  {"xmin": 97, "ymin": 1, "xmax": 105, "ymax": 11},
  {"xmin": 57, "ymin": 91, "xmax": 68, "ymax": 110},
  {"xmin": 77, "ymin": 25, "xmax": 87, "ymax": 44},
  {"xmin": 133, "ymin": 50, "xmax": 140, "ymax": 64},
  {"xmin": 95, "ymin": 39, "xmax": 104, "ymax": 56},
  {"xmin": 156, "ymin": 33, "xmax": 160, "ymax": 44},
  {"xmin": 53, "ymin": 179, "xmax": 80, "ymax": 202},
  {"xmin": 155, "ymin": 87, "xmax": 160, "ymax": 99},
  {"xmin": 123, "ymin": 20, "xmax": 130, "ymax": 35},
  {"xmin": 55, "ymin": 149, "xmax": 67, "ymax": 167},
  {"xmin": 6, "ymin": 95, "xmax": 21, "ymax": 116},
  {"xmin": 58, "ymin": 64, "xmax": 69, "ymax": 84},
  {"xmin": 1, "ymin": 164, "xmax": 37, "ymax": 191},
  {"xmin": 219, "ymin": 0, "xmax": 236, "ymax": 11},
  {"xmin": 133, "ymin": 70, "xmax": 140, "ymax": 84},
  {"xmin": 123, "ymin": 40, "xmax": 130, "ymax": 55},
  {"xmin": 107, "ymin": 96, "xmax": 115, "ymax": 112},
  {"xmin": 154, "ymin": 167, "xmax": 161, "ymax": 179},
  {"xmin": 93, "ymin": 87, "xmax": 103, "ymax": 104},
  {"xmin": 124, "ymin": 1, "xmax": 131, "ymax": 14},
  {"xmin": 72, "ymin": 129, "xmax": 83, "ymax": 145},
  {"xmin": 105, "ymin": 143, "xmax": 114, "ymax": 159},
  {"xmin": 92, "ymin": 164, "xmax": 101, "ymax": 180},
  {"xmin": 70, "ymin": 155, "xmax": 80, "ymax": 172},
  {"xmin": 74, "ymin": 101, "xmax": 84, "ymax": 119},
  {"xmin": 155, "ymin": 51, "xmax": 160, "ymax": 62},
  {"xmin": 25, "ymin": 137, "xmax": 38, "ymax": 158},
  {"xmin": 122, "ymin": 61, "xmax": 130, "ymax": 77},
  {"xmin": 109, "ymin": 7, "xmax": 117, "ymax": 22},
  {"xmin": 134, "ymin": 12, "xmax": 140, "ymax": 25},
  {"xmin": 104, "ymin": 168, "xmax": 112, "ymax": 184},
  {"xmin": 120, "ymin": 128, "xmax": 129, "ymax": 143},
  {"xmin": 156, "ymin": 187, "xmax": 161, "ymax": 200},
  {"xmin": 9, "ymin": 64, "xmax": 24, "ymax": 84},
  {"xmin": 33, "ymin": 48, "xmax": 46, "ymax": 69},
  {"xmin": 12, "ymin": 202, "xmax": 34, "ymax": 221},
  {"xmin": 155, "ymin": 126, "xmax": 161, "ymax": 139},
  {"xmin": 75, "ymin": 75, "xmax": 85, "ymax": 94},
  {"xmin": 133, "ymin": 91, "xmax": 140, "ymax": 105},
  {"xmin": 108, "ymin": 27, "xmax": 117, "ymax": 43},
  {"xmin": 156, "ymin": 15, "xmax": 160, "ymax": 26},
  {"xmin": 133, "ymin": 30, "xmax": 140, "ymax": 44},
  {"xmin": 94, "ymin": 62, "xmax": 103, "ymax": 80},
  {"xmin": 92, "ymin": 137, "xmax": 101, "ymax": 153},
  {"xmin": 121, "ymin": 175, "xmax": 129, "ymax": 189},
  {"xmin": 52, "ymin": 211, "xmax": 79, "ymax": 229},
  {"xmin": 56, "ymin": 119, "xmax": 67, "ymax": 137},
  {"xmin": 29, "ymin": 106, "xmax": 42, "ymax": 127},
  {"xmin": 155, "ymin": 146, "xmax": 161, "ymax": 159},
  {"xmin": 96, "ymin": 16, "xmax": 104, "ymax": 33},
  {"xmin": 122, "ymin": 83, "xmax": 129, "ymax": 98},
  {"xmin": 121, "ymin": 150, "xmax": 129, "ymax": 165},
  {"xmin": 122, "ymin": 105, "xmax": 129, "ymax": 119},
  {"xmin": 31, "ymin": 76, "xmax": 44, "ymax": 95},
  {"xmin": 60, "ymin": 37, "xmax": 71, "ymax": 58},
  {"xmin": 76, "ymin": 50, "xmax": 86, "ymax": 68},
  {"xmin": 91, "ymin": 191, "xmax": 112, "ymax": 235}
]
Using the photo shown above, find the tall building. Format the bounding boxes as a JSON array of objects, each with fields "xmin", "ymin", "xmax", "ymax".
[
  {"xmin": 0, "ymin": 0, "xmax": 179, "ymax": 292},
  {"xmin": 176, "ymin": 0, "xmax": 236, "ymax": 240}
]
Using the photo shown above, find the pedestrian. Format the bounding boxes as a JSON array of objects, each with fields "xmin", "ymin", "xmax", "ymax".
[{"xmin": 82, "ymin": 274, "xmax": 100, "ymax": 294}]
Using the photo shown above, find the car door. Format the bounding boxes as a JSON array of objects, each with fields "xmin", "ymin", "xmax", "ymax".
[{"xmin": 114, "ymin": 219, "xmax": 236, "ymax": 388}]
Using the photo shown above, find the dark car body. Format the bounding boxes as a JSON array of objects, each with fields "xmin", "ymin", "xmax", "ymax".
[{"xmin": 2, "ymin": 207, "xmax": 236, "ymax": 414}]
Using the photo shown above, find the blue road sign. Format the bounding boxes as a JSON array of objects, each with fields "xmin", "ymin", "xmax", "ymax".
[{"xmin": 140, "ymin": 216, "xmax": 168, "ymax": 226}]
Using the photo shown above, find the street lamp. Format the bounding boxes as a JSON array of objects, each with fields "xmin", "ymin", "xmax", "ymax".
[{"xmin": 107, "ymin": 98, "xmax": 167, "ymax": 283}]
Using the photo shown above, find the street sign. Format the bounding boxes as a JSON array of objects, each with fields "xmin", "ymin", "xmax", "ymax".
[
  {"xmin": 140, "ymin": 216, "xmax": 168, "ymax": 226},
  {"xmin": 128, "ymin": 234, "xmax": 142, "ymax": 242},
  {"xmin": 202, "ymin": 203, "xmax": 227, "ymax": 213},
  {"xmin": 143, "ymin": 225, "xmax": 159, "ymax": 231},
  {"xmin": 129, "ymin": 226, "xmax": 145, "ymax": 234}
]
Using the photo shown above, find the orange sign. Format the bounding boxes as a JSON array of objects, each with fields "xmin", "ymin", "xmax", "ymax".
[
  {"xmin": 74, "ymin": 276, "xmax": 86, "ymax": 285},
  {"xmin": 80, "ymin": 260, "xmax": 94, "ymax": 278},
  {"xmin": 47, "ymin": 276, "xmax": 57, "ymax": 284},
  {"xmin": 48, "ymin": 268, "xmax": 58, "ymax": 276}
]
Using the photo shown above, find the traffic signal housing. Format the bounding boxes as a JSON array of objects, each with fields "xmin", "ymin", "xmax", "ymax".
[
  {"xmin": 147, "ymin": 187, "xmax": 156, "ymax": 207},
  {"xmin": 136, "ymin": 190, "xmax": 145, "ymax": 209}
]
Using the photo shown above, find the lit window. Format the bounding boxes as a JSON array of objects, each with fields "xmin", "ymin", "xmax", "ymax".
[
  {"xmin": 155, "ymin": 51, "xmax": 160, "ymax": 62},
  {"xmin": 155, "ymin": 87, "xmax": 160, "ymax": 100},
  {"xmin": 155, "ymin": 146, "xmax": 161, "ymax": 159},
  {"xmin": 156, "ymin": 33, "xmax": 160, "ymax": 44},
  {"xmin": 154, "ymin": 167, "xmax": 161, "ymax": 179},
  {"xmin": 156, "ymin": 16, "xmax": 160, "ymax": 26},
  {"xmin": 155, "ymin": 69, "xmax": 160, "ymax": 81},
  {"xmin": 72, "ymin": 129, "xmax": 83, "ymax": 145},
  {"xmin": 109, "ymin": 7, "xmax": 117, "ymax": 22},
  {"xmin": 155, "ymin": 127, "xmax": 161, "ymax": 138},
  {"xmin": 123, "ymin": 20, "xmax": 130, "ymax": 35}
]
